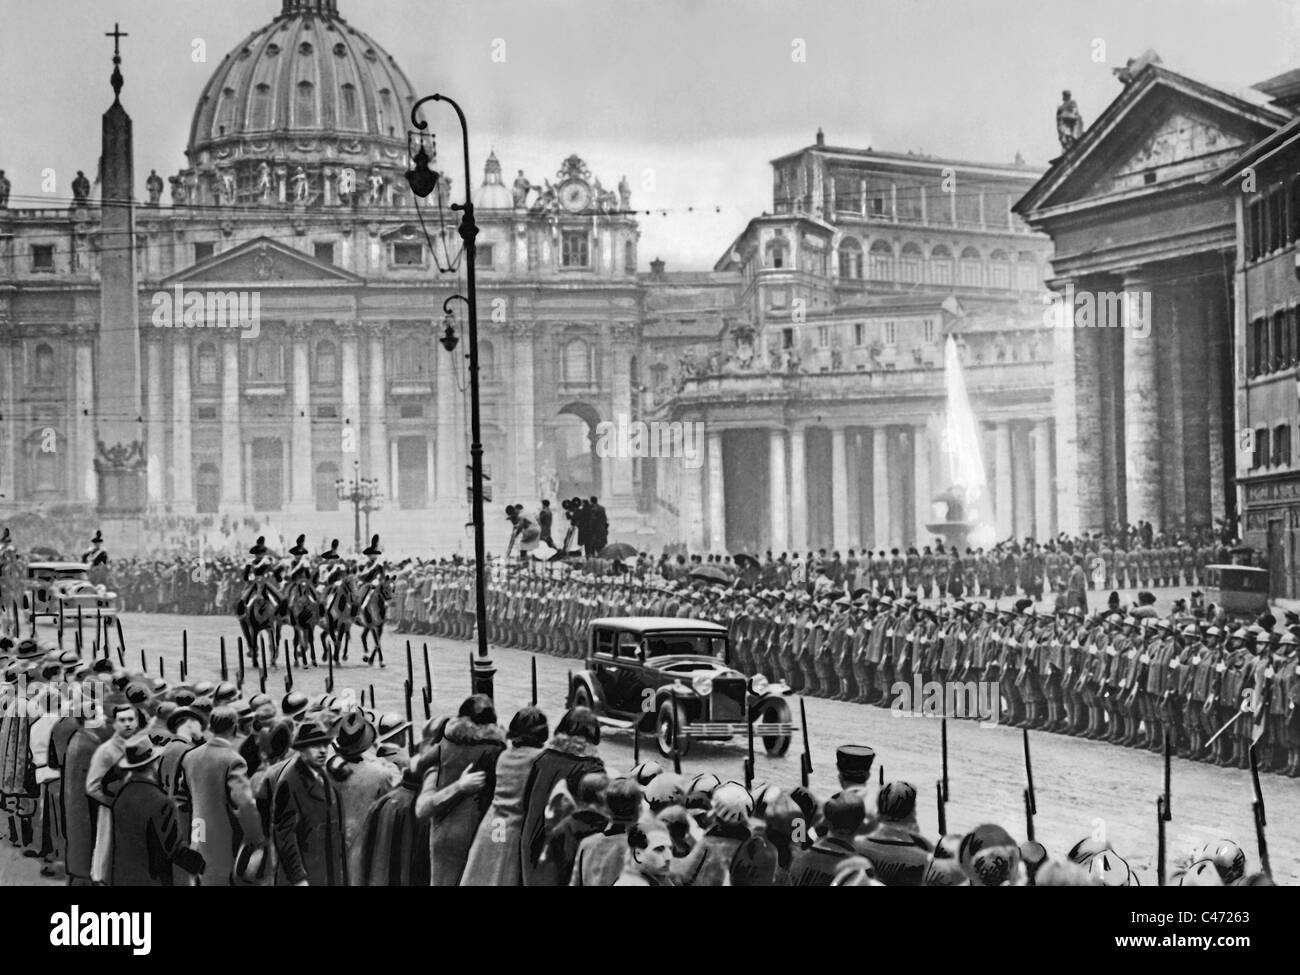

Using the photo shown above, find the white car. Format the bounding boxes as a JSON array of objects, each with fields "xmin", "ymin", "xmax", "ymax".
[{"xmin": 23, "ymin": 562, "xmax": 120, "ymax": 621}]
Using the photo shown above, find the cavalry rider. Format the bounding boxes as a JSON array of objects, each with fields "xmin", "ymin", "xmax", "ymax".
[
  {"xmin": 239, "ymin": 536, "xmax": 282, "ymax": 612},
  {"xmin": 357, "ymin": 535, "xmax": 387, "ymax": 615},
  {"xmin": 83, "ymin": 530, "xmax": 111, "ymax": 588},
  {"xmin": 286, "ymin": 534, "xmax": 314, "ymax": 592},
  {"xmin": 316, "ymin": 538, "xmax": 343, "ymax": 586}
]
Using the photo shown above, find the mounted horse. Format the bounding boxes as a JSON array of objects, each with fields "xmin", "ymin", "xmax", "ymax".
[
  {"xmin": 286, "ymin": 566, "xmax": 322, "ymax": 668},
  {"xmin": 321, "ymin": 571, "xmax": 358, "ymax": 665},
  {"xmin": 357, "ymin": 574, "xmax": 393, "ymax": 666}
]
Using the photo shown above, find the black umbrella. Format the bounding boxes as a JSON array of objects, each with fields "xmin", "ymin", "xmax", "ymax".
[
  {"xmin": 690, "ymin": 564, "xmax": 730, "ymax": 584},
  {"xmin": 598, "ymin": 542, "xmax": 639, "ymax": 560},
  {"xmin": 733, "ymin": 553, "xmax": 761, "ymax": 571}
]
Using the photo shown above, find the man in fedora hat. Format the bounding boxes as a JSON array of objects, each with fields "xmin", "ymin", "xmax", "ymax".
[
  {"xmin": 272, "ymin": 719, "xmax": 347, "ymax": 886},
  {"xmin": 109, "ymin": 736, "xmax": 205, "ymax": 886},
  {"xmin": 327, "ymin": 708, "xmax": 399, "ymax": 869},
  {"xmin": 177, "ymin": 706, "xmax": 261, "ymax": 887},
  {"xmin": 86, "ymin": 702, "xmax": 139, "ymax": 883}
]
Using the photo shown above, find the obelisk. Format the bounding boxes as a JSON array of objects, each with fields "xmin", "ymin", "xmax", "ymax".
[{"xmin": 95, "ymin": 23, "xmax": 147, "ymax": 525}]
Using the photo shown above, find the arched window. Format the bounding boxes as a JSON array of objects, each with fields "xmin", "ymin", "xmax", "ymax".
[
  {"xmin": 988, "ymin": 250, "xmax": 1011, "ymax": 289},
  {"xmin": 314, "ymin": 340, "xmax": 337, "ymax": 383},
  {"xmin": 837, "ymin": 237, "xmax": 863, "ymax": 279},
  {"xmin": 195, "ymin": 463, "xmax": 220, "ymax": 514},
  {"xmin": 196, "ymin": 341, "xmax": 218, "ymax": 385},
  {"xmin": 217, "ymin": 86, "xmax": 237, "ymax": 133},
  {"xmin": 340, "ymin": 83, "xmax": 359, "ymax": 128},
  {"xmin": 650, "ymin": 363, "xmax": 669, "ymax": 389},
  {"xmin": 900, "ymin": 243, "xmax": 923, "ymax": 284},
  {"xmin": 315, "ymin": 461, "xmax": 339, "ymax": 511},
  {"xmin": 480, "ymin": 339, "xmax": 496, "ymax": 380},
  {"xmin": 959, "ymin": 246, "xmax": 983, "ymax": 287},
  {"xmin": 765, "ymin": 237, "xmax": 789, "ymax": 269},
  {"xmin": 250, "ymin": 83, "xmax": 272, "ymax": 129},
  {"xmin": 295, "ymin": 81, "xmax": 316, "ymax": 127},
  {"xmin": 929, "ymin": 245, "xmax": 954, "ymax": 285},
  {"xmin": 378, "ymin": 88, "xmax": 394, "ymax": 135},
  {"xmin": 564, "ymin": 338, "xmax": 590, "ymax": 384},
  {"xmin": 32, "ymin": 343, "xmax": 56, "ymax": 385},
  {"xmin": 1016, "ymin": 251, "xmax": 1041, "ymax": 292},
  {"xmin": 868, "ymin": 239, "xmax": 893, "ymax": 280},
  {"xmin": 33, "ymin": 444, "xmax": 58, "ymax": 493}
]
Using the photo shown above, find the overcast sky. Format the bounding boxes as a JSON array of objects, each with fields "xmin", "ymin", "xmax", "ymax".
[{"xmin": 2, "ymin": 0, "xmax": 1298, "ymax": 269}]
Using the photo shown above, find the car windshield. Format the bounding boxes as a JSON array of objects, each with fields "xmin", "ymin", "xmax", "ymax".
[
  {"xmin": 33, "ymin": 568, "xmax": 89, "ymax": 581},
  {"xmin": 643, "ymin": 633, "xmax": 727, "ymax": 659}
]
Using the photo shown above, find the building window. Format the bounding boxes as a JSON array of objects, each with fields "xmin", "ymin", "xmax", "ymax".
[
  {"xmin": 988, "ymin": 250, "xmax": 1011, "ymax": 289},
  {"xmin": 295, "ymin": 81, "xmax": 316, "ymax": 127},
  {"xmin": 393, "ymin": 242, "xmax": 423, "ymax": 266},
  {"xmin": 195, "ymin": 463, "xmax": 220, "ymax": 513},
  {"xmin": 959, "ymin": 246, "xmax": 982, "ymax": 286},
  {"xmin": 194, "ymin": 242, "xmax": 215, "ymax": 263},
  {"xmin": 929, "ymin": 245, "xmax": 954, "ymax": 285},
  {"xmin": 340, "ymin": 83, "xmax": 360, "ymax": 128},
  {"xmin": 561, "ymin": 231, "xmax": 590, "ymax": 268},
  {"xmin": 196, "ymin": 406, "xmax": 218, "ymax": 420},
  {"xmin": 1254, "ymin": 427, "xmax": 1270, "ymax": 469},
  {"xmin": 475, "ymin": 244, "xmax": 494, "ymax": 269},
  {"xmin": 314, "ymin": 404, "xmax": 338, "ymax": 419},
  {"xmin": 854, "ymin": 322, "xmax": 865, "ymax": 346},
  {"xmin": 480, "ymin": 340, "xmax": 496, "ymax": 380},
  {"xmin": 1248, "ymin": 197, "xmax": 1264, "ymax": 263},
  {"xmin": 900, "ymin": 243, "xmax": 923, "ymax": 283},
  {"xmin": 837, "ymin": 238, "xmax": 863, "ymax": 279},
  {"xmin": 32, "ymin": 343, "xmax": 56, "ymax": 385},
  {"xmin": 817, "ymin": 326, "xmax": 830, "ymax": 348},
  {"xmin": 33, "ymin": 448, "xmax": 58, "ymax": 493},
  {"xmin": 1016, "ymin": 252, "xmax": 1040, "ymax": 292},
  {"xmin": 1274, "ymin": 423, "xmax": 1292, "ymax": 466},
  {"xmin": 563, "ymin": 338, "xmax": 590, "ymax": 383},
  {"xmin": 250, "ymin": 83, "xmax": 272, "ymax": 129},
  {"xmin": 781, "ymin": 328, "xmax": 794, "ymax": 349},
  {"xmin": 883, "ymin": 320, "xmax": 897, "ymax": 346},
  {"xmin": 922, "ymin": 318, "xmax": 935, "ymax": 343},
  {"xmin": 390, "ymin": 336, "xmax": 428, "ymax": 380},
  {"xmin": 197, "ymin": 341, "xmax": 218, "ymax": 385},
  {"xmin": 315, "ymin": 340, "xmax": 337, "ymax": 383},
  {"xmin": 766, "ymin": 238, "xmax": 788, "ymax": 269},
  {"xmin": 315, "ymin": 461, "xmax": 340, "ymax": 512},
  {"xmin": 867, "ymin": 192, "xmax": 887, "ymax": 216},
  {"xmin": 249, "ymin": 339, "xmax": 284, "ymax": 382},
  {"xmin": 400, "ymin": 403, "xmax": 424, "ymax": 419},
  {"xmin": 834, "ymin": 174, "xmax": 861, "ymax": 213},
  {"xmin": 624, "ymin": 240, "xmax": 636, "ymax": 273},
  {"xmin": 869, "ymin": 240, "xmax": 893, "ymax": 280},
  {"xmin": 314, "ymin": 241, "xmax": 335, "ymax": 264},
  {"xmin": 31, "ymin": 245, "xmax": 54, "ymax": 272},
  {"xmin": 1249, "ymin": 317, "xmax": 1266, "ymax": 376}
]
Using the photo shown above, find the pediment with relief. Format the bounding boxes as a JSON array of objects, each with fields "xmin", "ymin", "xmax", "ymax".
[
  {"xmin": 1086, "ymin": 111, "xmax": 1243, "ymax": 195},
  {"xmin": 164, "ymin": 237, "xmax": 361, "ymax": 286}
]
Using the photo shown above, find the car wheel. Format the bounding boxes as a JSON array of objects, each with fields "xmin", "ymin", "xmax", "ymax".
[
  {"xmin": 656, "ymin": 698, "xmax": 690, "ymax": 759},
  {"xmin": 758, "ymin": 697, "xmax": 793, "ymax": 757},
  {"xmin": 570, "ymin": 681, "xmax": 593, "ymax": 712}
]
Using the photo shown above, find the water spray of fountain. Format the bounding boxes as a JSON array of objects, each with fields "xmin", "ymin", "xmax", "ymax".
[{"xmin": 926, "ymin": 336, "xmax": 997, "ymax": 550}]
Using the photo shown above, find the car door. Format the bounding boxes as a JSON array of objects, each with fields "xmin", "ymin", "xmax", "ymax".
[{"xmin": 590, "ymin": 627, "xmax": 620, "ymax": 710}]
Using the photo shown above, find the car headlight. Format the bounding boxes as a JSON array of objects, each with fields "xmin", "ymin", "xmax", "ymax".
[
  {"xmin": 691, "ymin": 675, "xmax": 714, "ymax": 697},
  {"xmin": 749, "ymin": 673, "xmax": 770, "ymax": 696}
]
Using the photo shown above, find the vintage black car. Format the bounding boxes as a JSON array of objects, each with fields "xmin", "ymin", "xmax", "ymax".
[{"xmin": 568, "ymin": 616, "xmax": 796, "ymax": 758}]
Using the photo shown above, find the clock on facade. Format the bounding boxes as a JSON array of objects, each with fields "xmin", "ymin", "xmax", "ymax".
[{"xmin": 559, "ymin": 179, "xmax": 592, "ymax": 213}]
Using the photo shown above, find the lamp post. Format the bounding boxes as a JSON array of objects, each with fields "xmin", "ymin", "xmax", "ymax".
[
  {"xmin": 335, "ymin": 458, "xmax": 381, "ymax": 554},
  {"xmin": 406, "ymin": 92, "xmax": 495, "ymax": 701}
]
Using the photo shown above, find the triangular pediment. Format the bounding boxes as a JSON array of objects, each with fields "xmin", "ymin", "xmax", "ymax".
[
  {"xmin": 1017, "ymin": 67, "xmax": 1289, "ymax": 215},
  {"xmin": 163, "ymin": 236, "xmax": 361, "ymax": 286}
]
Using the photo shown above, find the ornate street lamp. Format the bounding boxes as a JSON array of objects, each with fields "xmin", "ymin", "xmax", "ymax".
[
  {"xmin": 335, "ymin": 458, "xmax": 381, "ymax": 554},
  {"xmin": 406, "ymin": 92, "xmax": 496, "ymax": 701}
]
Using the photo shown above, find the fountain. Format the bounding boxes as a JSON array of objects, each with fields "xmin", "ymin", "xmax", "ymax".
[{"xmin": 925, "ymin": 336, "xmax": 996, "ymax": 551}]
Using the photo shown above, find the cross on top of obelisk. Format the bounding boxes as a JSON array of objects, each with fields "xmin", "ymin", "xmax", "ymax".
[{"xmin": 106, "ymin": 22, "xmax": 128, "ymax": 99}]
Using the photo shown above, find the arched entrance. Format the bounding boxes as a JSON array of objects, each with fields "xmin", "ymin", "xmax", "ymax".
[{"xmin": 555, "ymin": 402, "xmax": 603, "ymax": 502}]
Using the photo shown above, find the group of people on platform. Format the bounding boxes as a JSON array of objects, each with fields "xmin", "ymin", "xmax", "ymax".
[{"xmin": 0, "ymin": 634, "xmax": 1271, "ymax": 886}]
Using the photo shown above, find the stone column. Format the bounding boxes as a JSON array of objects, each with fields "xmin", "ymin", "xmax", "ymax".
[
  {"xmin": 994, "ymin": 422, "xmax": 1013, "ymax": 538},
  {"xmin": 1033, "ymin": 420, "xmax": 1054, "ymax": 539},
  {"xmin": 680, "ymin": 452, "xmax": 706, "ymax": 551},
  {"xmin": 74, "ymin": 336, "xmax": 96, "ymax": 503},
  {"xmin": 511, "ymin": 321, "xmax": 537, "ymax": 500},
  {"xmin": 171, "ymin": 337, "xmax": 193, "ymax": 510},
  {"xmin": 872, "ymin": 427, "xmax": 889, "ymax": 549},
  {"xmin": 220, "ymin": 337, "xmax": 244, "ymax": 510},
  {"xmin": 1013, "ymin": 424, "xmax": 1034, "ymax": 539},
  {"xmin": 610, "ymin": 325, "xmax": 634, "ymax": 499},
  {"xmin": 340, "ymin": 322, "xmax": 361, "ymax": 472},
  {"xmin": 913, "ymin": 424, "xmax": 931, "ymax": 547},
  {"xmin": 144, "ymin": 339, "xmax": 165, "ymax": 505},
  {"xmin": 436, "ymin": 331, "xmax": 458, "ymax": 500},
  {"xmin": 707, "ymin": 429, "xmax": 726, "ymax": 552},
  {"xmin": 1051, "ymin": 282, "xmax": 1105, "ymax": 536},
  {"xmin": 389, "ymin": 439, "xmax": 400, "ymax": 506},
  {"xmin": 789, "ymin": 425, "xmax": 807, "ymax": 552},
  {"xmin": 0, "ymin": 343, "xmax": 13, "ymax": 506},
  {"xmin": 831, "ymin": 426, "xmax": 849, "ymax": 550},
  {"xmin": 1123, "ymin": 270, "xmax": 1162, "ymax": 529},
  {"xmin": 769, "ymin": 428, "xmax": 788, "ymax": 551},
  {"xmin": 366, "ymin": 322, "xmax": 388, "ymax": 498},
  {"xmin": 290, "ymin": 323, "xmax": 314, "ymax": 511}
]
